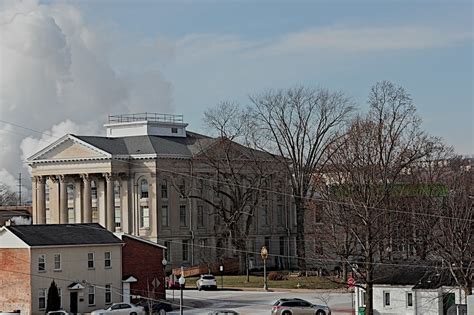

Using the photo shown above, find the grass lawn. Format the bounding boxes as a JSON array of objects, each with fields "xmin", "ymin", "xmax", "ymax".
[{"xmin": 186, "ymin": 275, "xmax": 344, "ymax": 290}]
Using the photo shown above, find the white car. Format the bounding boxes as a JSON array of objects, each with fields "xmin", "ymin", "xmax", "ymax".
[
  {"xmin": 91, "ymin": 303, "xmax": 145, "ymax": 315},
  {"xmin": 196, "ymin": 274, "xmax": 218, "ymax": 290}
]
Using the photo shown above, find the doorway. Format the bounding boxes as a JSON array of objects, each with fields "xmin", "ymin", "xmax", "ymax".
[{"xmin": 70, "ymin": 292, "xmax": 78, "ymax": 314}]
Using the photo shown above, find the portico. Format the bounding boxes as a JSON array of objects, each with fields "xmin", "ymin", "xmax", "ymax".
[{"xmin": 31, "ymin": 172, "xmax": 127, "ymax": 232}]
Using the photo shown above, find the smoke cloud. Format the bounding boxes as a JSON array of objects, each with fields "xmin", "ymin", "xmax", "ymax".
[{"xmin": 0, "ymin": 0, "xmax": 174, "ymax": 199}]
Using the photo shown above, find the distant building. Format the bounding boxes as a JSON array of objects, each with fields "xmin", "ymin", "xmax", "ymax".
[
  {"xmin": 27, "ymin": 113, "xmax": 297, "ymax": 269},
  {"xmin": 0, "ymin": 206, "xmax": 32, "ymax": 226},
  {"xmin": 0, "ymin": 223, "xmax": 123, "ymax": 315}
]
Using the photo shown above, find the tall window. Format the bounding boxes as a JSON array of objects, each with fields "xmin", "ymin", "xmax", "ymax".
[
  {"xmin": 140, "ymin": 206, "xmax": 150, "ymax": 228},
  {"xmin": 114, "ymin": 181, "xmax": 120, "ymax": 199},
  {"xmin": 87, "ymin": 252, "xmax": 94, "ymax": 269},
  {"xmin": 68, "ymin": 207, "xmax": 75, "ymax": 224},
  {"xmin": 140, "ymin": 179, "xmax": 148, "ymax": 199},
  {"xmin": 38, "ymin": 289, "xmax": 46, "ymax": 310},
  {"xmin": 262, "ymin": 206, "xmax": 269, "ymax": 225},
  {"xmin": 92, "ymin": 207, "xmax": 99, "ymax": 223},
  {"xmin": 264, "ymin": 237, "xmax": 270, "ymax": 250},
  {"xmin": 45, "ymin": 184, "xmax": 50, "ymax": 202},
  {"xmin": 67, "ymin": 184, "xmax": 74, "ymax": 200},
  {"xmin": 91, "ymin": 181, "xmax": 97, "ymax": 200},
  {"xmin": 179, "ymin": 205, "xmax": 187, "ymax": 226},
  {"xmin": 161, "ymin": 205, "xmax": 169, "ymax": 227},
  {"xmin": 53, "ymin": 254, "xmax": 61, "ymax": 271},
  {"xmin": 88, "ymin": 286, "xmax": 95, "ymax": 305},
  {"xmin": 384, "ymin": 292, "xmax": 390, "ymax": 306},
  {"xmin": 114, "ymin": 207, "xmax": 121, "ymax": 228},
  {"xmin": 276, "ymin": 205, "xmax": 284, "ymax": 226},
  {"xmin": 197, "ymin": 205, "xmax": 204, "ymax": 227},
  {"xmin": 279, "ymin": 237, "xmax": 285, "ymax": 255},
  {"xmin": 276, "ymin": 181, "xmax": 283, "ymax": 202},
  {"xmin": 407, "ymin": 292, "xmax": 413, "ymax": 307},
  {"xmin": 182, "ymin": 240, "xmax": 189, "ymax": 261},
  {"xmin": 105, "ymin": 284, "xmax": 112, "ymax": 304},
  {"xmin": 178, "ymin": 181, "xmax": 185, "ymax": 198},
  {"xmin": 104, "ymin": 252, "xmax": 111, "ymax": 268},
  {"xmin": 38, "ymin": 254, "xmax": 45, "ymax": 272},
  {"xmin": 161, "ymin": 180, "xmax": 168, "ymax": 198}
]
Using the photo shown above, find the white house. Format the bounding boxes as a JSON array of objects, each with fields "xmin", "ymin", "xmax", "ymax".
[
  {"xmin": 354, "ymin": 267, "xmax": 464, "ymax": 315},
  {"xmin": 0, "ymin": 223, "xmax": 123, "ymax": 314}
]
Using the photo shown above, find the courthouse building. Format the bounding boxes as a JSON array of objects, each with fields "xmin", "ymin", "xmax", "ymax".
[{"xmin": 28, "ymin": 113, "xmax": 297, "ymax": 269}]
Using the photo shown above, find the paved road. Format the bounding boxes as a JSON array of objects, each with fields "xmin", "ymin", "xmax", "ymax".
[{"xmin": 166, "ymin": 289, "xmax": 354, "ymax": 315}]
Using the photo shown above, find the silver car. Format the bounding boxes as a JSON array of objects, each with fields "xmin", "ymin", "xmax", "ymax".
[{"xmin": 271, "ymin": 298, "xmax": 331, "ymax": 315}]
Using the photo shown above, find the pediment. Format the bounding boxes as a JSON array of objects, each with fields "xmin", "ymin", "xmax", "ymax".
[{"xmin": 28, "ymin": 135, "xmax": 111, "ymax": 162}]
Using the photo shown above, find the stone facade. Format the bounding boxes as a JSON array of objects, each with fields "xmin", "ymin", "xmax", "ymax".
[{"xmin": 28, "ymin": 114, "xmax": 298, "ymax": 270}]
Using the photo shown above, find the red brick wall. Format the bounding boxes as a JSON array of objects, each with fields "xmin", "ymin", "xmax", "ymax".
[
  {"xmin": 0, "ymin": 248, "xmax": 31, "ymax": 313},
  {"xmin": 122, "ymin": 236, "xmax": 165, "ymax": 300}
]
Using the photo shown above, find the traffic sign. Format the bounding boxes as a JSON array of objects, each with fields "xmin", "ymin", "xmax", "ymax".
[{"xmin": 347, "ymin": 276, "xmax": 355, "ymax": 289}]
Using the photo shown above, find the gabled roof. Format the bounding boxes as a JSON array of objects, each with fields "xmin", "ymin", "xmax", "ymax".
[
  {"xmin": 115, "ymin": 233, "xmax": 166, "ymax": 249},
  {"xmin": 6, "ymin": 223, "xmax": 123, "ymax": 247},
  {"xmin": 372, "ymin": 265, "xmax": 457, "ymax": 289}
]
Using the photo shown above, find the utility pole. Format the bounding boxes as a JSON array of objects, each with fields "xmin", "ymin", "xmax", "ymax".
[{"xmin": 17, "ymin": 173, "xmax": 22, "ymax": 206}]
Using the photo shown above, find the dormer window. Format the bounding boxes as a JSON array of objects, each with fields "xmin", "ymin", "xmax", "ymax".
[{"xmin": 171, "ymin": 127, "xmax": 178, "ymax": 134}]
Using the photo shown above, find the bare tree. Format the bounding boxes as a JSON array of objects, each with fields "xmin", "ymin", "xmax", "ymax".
[
  {"xmin": 179, "ymin": 102, "xmax": 281, "ymax": 272},
  {"xmin": 325, "ymin": 81, "xmax": 436, "ymax": 315},
  {"xmin": 0, "ymin": 183, "xmax": 18, "ymax": 205},
  {"xmin": 432, "ymin": 157, "xmax": 473, "ymax": 300},
  {"xmin": 250, "ymin": 87, "xmax": 354, "ymax": 270}
]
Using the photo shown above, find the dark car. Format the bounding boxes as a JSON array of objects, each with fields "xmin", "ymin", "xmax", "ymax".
[
  {"xmin": 271, "ymin": 298, "xmax": 331, "ymax": 315},
  {"xmin": 136, "ymin": 300, "xmax": 172, "ymax": 315}
]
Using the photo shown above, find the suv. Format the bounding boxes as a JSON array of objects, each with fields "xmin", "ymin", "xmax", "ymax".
[
  {"xmin": 196, "ymin": 274, "xmax": 218, "ymax": 290},
  {"xmin": 271, "ymin": 298, "xmax": 331, "ymax": 315}
]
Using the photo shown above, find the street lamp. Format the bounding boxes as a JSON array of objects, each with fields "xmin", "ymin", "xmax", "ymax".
[
  {"xmin": 260, "ymin": 246, "xmax": 269, "ymax": 291},
  {"xmin": 179, "ymin": 269, "xmax": 186, "ymax": 315},
  {"xmin": 161, "ymin": 258, "xmax": 167, "ymax": 299}
]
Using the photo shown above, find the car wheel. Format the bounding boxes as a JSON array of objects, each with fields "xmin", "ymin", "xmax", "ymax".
[
  {"xmin": 282, "ymin": 311, "xmax": 292, "ymax": 315},
  {"xmin": 158, "ymin": 310, "xmax": 166, "ymax": 315},
  {"xmin": 316, "ymin": 310, "xmax": 326, "ymax": 315},
  {"xmin": 130, "ymin": 312, "xmax": 137, "ymax": 315}
]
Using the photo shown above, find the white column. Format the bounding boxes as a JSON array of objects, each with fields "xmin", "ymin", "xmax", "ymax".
[
  {"xmin": 35, "ymin": 176, "xmax": 46, "ymax": 224},
  {"xmin": 105, "ymin": 173, "xmax": 115, "ymax": 231},
  {"xmin": 59, "ymin": 175, "xmax": 68, "ymax": 224},
  {"xmin": 81, "ymin": 174, "xmax": 92, "ymax": 223},
  {"xmin": 120, "ymin": 174, "xmax": 132, "ymax": 234},
  {"xmin": 74, "ymin": 178, "xmax": 83, "ymax": 223}
]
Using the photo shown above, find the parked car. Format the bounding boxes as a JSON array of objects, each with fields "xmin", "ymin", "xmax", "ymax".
[
  {"xmin": 271, "ymin": 298, "xmax": 331, "ymax": 315},
  {"xmin": 47, "ymin": 311, "xmax": 69, "ymax": 315},
  {"xmin": 196, "ymin": 274, "xmax": 218, "ymax": 291},
  {"xmin": 135, "ymin": 300, "xmax": 172, "ymax": 314},
  {"xmin": 90, "ymin": 303, "xmax": 145, "ymax": 315},
  {"xmin": 167, "ymin": 278, "xmax": 185, "ymax": 289},
  {"xmin": 208, "ymin": 311, "xmax": 239, "ymax": 315}
]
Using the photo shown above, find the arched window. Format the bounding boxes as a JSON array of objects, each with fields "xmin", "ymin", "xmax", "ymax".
[{"xmin": 140, "ymin": 179, "xmax": 148, "ymax": 199}]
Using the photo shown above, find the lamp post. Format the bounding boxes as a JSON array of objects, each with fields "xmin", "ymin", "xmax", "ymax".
[
  {"xmin": 161, "ymin": 258, "xmax": 167, "ymax": 299},
  {"xmin": 179, "ymin": 269, "xmax": 186, "ymax": 315},
  {"xmin": 219, "ymin": 265, "xmax": 224, "ymax": 289},
  {"xmin": 260, "ymin": 246, "xmax": 269, "ymax": 291}
]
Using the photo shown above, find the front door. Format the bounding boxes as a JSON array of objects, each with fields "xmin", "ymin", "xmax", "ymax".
[{"xmin": 70, "ymin": 292, "xmax": 78, "ymax": 314}]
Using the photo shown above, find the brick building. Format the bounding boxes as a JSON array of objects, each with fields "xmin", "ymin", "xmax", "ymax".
[{"xmin": 117, "ymin": 233, "xmax": 166, "ymax": 301}]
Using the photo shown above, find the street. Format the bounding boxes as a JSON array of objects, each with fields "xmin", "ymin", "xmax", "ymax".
[{"xmin": 166, "ymin": 289, "xmax": 353, "ymax": 315}]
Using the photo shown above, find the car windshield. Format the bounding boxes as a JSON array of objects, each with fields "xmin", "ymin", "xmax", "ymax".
[{"xmin": 203, "ymin": 275, "xmax": 215, "ymax": 280}]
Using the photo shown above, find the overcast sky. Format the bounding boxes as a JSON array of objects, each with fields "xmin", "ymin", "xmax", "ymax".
[{"xmin": 0, "ymin": 0, "xmax": 472, "ymax": 193}]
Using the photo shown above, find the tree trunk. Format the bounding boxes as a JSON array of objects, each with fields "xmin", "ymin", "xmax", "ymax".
[{"xmin": 295, "ymin": 197, "xmax": 307, "ymax": 271}]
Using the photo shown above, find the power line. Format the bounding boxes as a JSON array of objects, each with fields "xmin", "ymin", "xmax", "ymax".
[{"xmin": 0, "ymin": 117, "xmax": 471, "ymax": 223}]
